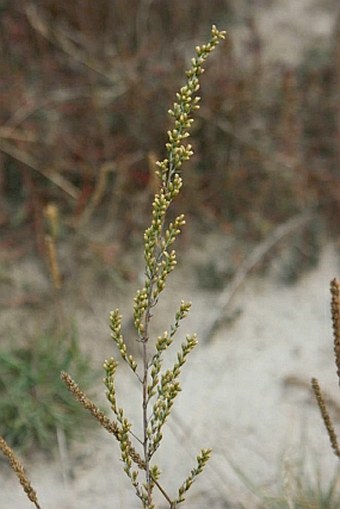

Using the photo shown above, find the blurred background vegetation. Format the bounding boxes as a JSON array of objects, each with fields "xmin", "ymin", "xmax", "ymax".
[
  {"xmin": 0, "ymin": 0, "xmax": 339, "ymax": 265},
  {"xmin": 0, "ymin": 0, "xmax": 339, "ymax": 467}
]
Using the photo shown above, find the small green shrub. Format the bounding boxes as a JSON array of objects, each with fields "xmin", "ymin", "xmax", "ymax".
[{"xmin": 0, "ymin": 327, "xmax": 93, "ymax": 453}]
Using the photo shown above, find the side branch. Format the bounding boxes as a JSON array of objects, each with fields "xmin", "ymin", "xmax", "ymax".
[
  {"xmin": 204, "ymin": 212, "xmax": 312, "ymax": 341},
  {"xmin": 60, "ymin": 371, "xmax": 145, "ymax": 469}
]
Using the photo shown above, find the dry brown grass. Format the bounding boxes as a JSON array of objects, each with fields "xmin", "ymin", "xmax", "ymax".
[{"xmin": 0, "ymin": 1, "xmax": 339, "ymax": 265}]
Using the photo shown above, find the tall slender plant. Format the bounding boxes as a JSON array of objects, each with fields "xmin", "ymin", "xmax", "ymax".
[{"xmin": 0, "ymin": 25, "xmax": 225, "ymax": 509}]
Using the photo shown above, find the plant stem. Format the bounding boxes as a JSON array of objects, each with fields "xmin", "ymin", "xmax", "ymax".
[
  {"xmin": 143, "ymin": 336, "xmax": 152, "ymax": 505},
  {"xmin": 142, "ymin": 283, "xmax": 156, "ymax": 505}
]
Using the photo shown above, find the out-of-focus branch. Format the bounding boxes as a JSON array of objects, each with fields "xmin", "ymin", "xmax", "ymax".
[
  {"xmin": 0, "ymin": 139, "xmax": 79, "ymax": 199},
  {"xmin": 204, "ymin": 212, "xmax": 313, "ymax": 342}
]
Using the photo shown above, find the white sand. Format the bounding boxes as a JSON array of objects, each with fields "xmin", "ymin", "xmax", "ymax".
[{"xmin": 1, "ymin": 243, "xmax": 339, "ymax": 508}]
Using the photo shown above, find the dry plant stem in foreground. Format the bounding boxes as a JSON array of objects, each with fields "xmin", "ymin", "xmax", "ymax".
[
  {"xmin": 311, "ymin": 378, "xmax": 340, "ymax": 458},
  {"xmin": 0, "ymin": 437, "xmax": 42, "ymax": 509},
  {"xmin": 60, "ymin": 371, "xmax": 145, "ymax": 469},
  {"xmin": 61, "ymin": 26, "xmax": 226, "ymax": 509},
  {"xmin": 331, "ymin": 278, "xmax": 340, "ymax": 384},
  {"xmin": 311, "ymin": 278, "xmax": 340, "ymax": 458}
]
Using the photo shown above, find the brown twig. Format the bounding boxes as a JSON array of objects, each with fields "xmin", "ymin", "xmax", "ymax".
[
  {"xmin": 24, "ymin": 3, "xmax": 125, "ymax": 84},
  {"xmin": 330, "ymin": 278, "xmax": 340, "ymax": 385},
  {"xmin": 76, "ymin": 161, "xmax": 116, "ymax": 228},
  {"xmin": 0, "ymin": 127, "xmax": 37, "ymax": 142},
  {"xmin": 0, "ymin": 139, "xmax": 79, "ymax": 199},
  {"xmin": 204, "ymin": 212, "xmax": 312, "ymax": 341},
  {"xmin": 45, "ymin": 235, "xmax": 62, "ymax": 291},
  {"xmin": 60, "ymin": 371, "xmax": 145, "ymax": 469},
  {"xmin": 311, "ymin": 378, "xmax": 340, "ymax": 458},
  {"xmin": 60, "ymin": 371, "xmax": 172, "ymax": 504},
  {"xmin": 284, "ymin": 374, "xmax": 340, "ymax": 421},
  {"xmin": 3, "ymin": 86, "xmax": 126, "ymax": 132}
]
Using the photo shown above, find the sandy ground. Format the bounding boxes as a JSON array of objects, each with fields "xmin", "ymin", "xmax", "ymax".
[
  {"xmin": 1, "ymin": 237, "xmax": 340, "ymax": 508},
  {"xmin": 233, "ymin": 0, "xmax": 337, "ymax": 65},
  {"xmin": 1, "ymin": 0, "xmax": 340, "ymax": 508}
]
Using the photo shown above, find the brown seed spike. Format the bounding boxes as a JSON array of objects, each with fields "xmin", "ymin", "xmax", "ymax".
[
  {"xmin": 60, "ymin": 371, "xmax": 145, "ymax": 469},
  {"xmin": 0, "ymin": 437, "xmax": 42, "ymax": 509},
  {"xmin": 330, "ymin": 279, "xmax": 340, "ymax": 385},
  {"xmin": 311, "ymin": 378, "xmax": 340, "ymax": 458}
]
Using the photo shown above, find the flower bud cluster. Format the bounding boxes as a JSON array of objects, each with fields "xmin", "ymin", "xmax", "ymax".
[
  {"xmin": 133, "ymin": 288, "xmax": 148, "ymax": 337},
  {"xmin": 147, "ymin": 300, "xmax": 192, "ymax": 401},
  {"xmin": 109, "ymin": 309, "xmax": 137, "ymax": 371},
  {"xmin": 175, "ymin": 449, "xmax": 212, "ymax": 504},
  {"xmin": 103, "ymin": 357, "xmax": 118, "ymax": 412},
  {"xmin": 148, "ymin": 369, "xmax": 182, "ymax": 457},
  {"xmin": 135, "ymin": 27, "xmax": 225, "ymax": 354},
  {"xmin": 147, "ymin": 333, "xmax": 198, "ymax": 458},
  {"xmin": 175, "ymin": 300, "xmax": 192, "ymax": 321},
  {"xmin": 117, "ymin": 413, "xmax": 138, "ymax": 490},
  {"xmin": 147, "ymin": 331, "xmax": 171, "ymax": 400},
  {"xmin": 157, "ymin": 24, "xmax": 226, "ymax": 187}
]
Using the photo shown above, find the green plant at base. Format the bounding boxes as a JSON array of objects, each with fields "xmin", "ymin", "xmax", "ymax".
[{"xmin": 0, "ymin": 326, "xmax": 93, "ymax": 454}]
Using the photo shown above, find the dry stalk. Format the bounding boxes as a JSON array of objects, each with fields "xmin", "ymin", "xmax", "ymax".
[
  {"xmin": 60, "ymin": 371, "xmax": 145, "ymax": 469},
  {"xmin": 45, "ymin": 234, "xmax": 62, "ymax": 291},
  {"xmin": 0, "ymin": 126, "xmax": 37, "ymax": 142},
  {"xmin": 0, "ymin": 138, "xmax": 79, "ymax": 199},
  {"xmin": 284, "ymin": 374, "xmax": 340, "ymax": 421},
  {"xmin": 311, "ymin": 378, "xmax": 340, "ymax": 458},
  {"xmin": 0, "ymin": 436, "xmax": 42, "ymax": 509},
  {"xmin": 61, "ymin": 371, "xmax": 176, "ymax": 504},
  {"xmin": 204, "ymin": 212, "xmax": 312, "ymax": 341},
  {"xmin": 330, "ymin": 278, "xmax": 340, "ymax": 384},
  {"xmin": 24, "ymin": 3, "xmax": 124, "ymax": 83},
  {"xmin": 44, "ymin": 203, "xmax": 60, "ymax": 239},
  {"xmin": 77, "ymin": 161, "xmax": 116, "ymax": 227}
]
